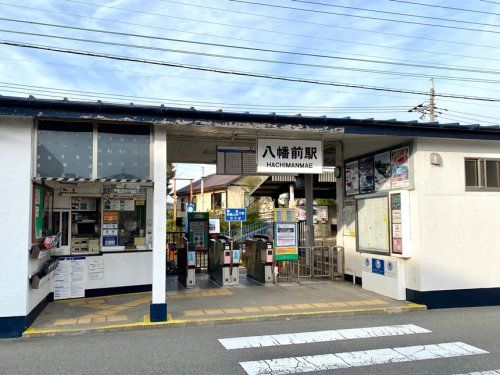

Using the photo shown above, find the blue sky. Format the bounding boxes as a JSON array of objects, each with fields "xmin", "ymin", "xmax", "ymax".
[{"xmin": 0, "ymin": 0, "xmax": 499, "ymax": 185}]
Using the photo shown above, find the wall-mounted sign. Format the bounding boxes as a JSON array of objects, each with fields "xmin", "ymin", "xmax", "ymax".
[
  {"xmin": 225, "ymin": 208, "xmax": 246, "ymax": 222},
  {"xmin": 54, "ymin": 256, "xmax": 86, "ymax": 299},
  {"xmin": 257, "ymin": 139, "xmax": 323, "ymax": 174},
  {"xmin": 390, "ymin": 193, "xmax": 403, "ymax": 255},
  {"xmin": 274, "ymin": 208, "xmax": 297, "ymax": 222},
  {"xmin": 209, "ymin": 218, "xmax": 221, "ymax": 234}
]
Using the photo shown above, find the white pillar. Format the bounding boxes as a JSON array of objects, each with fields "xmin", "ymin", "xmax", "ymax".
[
  {"xmin": 335, "ymin": 142, "xmax": 344, "ymax": 250},
  {"xmin": 150, "ymin": 125, "xmax": 167, "ymax": 321}
]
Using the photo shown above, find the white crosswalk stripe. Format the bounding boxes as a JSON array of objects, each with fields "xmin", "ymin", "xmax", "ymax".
[
  {"xmin": 219, "ymin": 324, "xmax": 431, "ymax": 350},
  {"xmin": 239, "ymin": 342, "xmax": 489, "ymax": 375},
  {"xmin": 455, "ymin": 371, "xmax": 500, "ymax": 375}
]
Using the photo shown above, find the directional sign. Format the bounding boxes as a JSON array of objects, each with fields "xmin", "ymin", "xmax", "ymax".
[{"xmin": 225, "ymin": 208, "xmax": 246, "ymax": 222}]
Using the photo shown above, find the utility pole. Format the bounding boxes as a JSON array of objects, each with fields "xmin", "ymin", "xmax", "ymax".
[
  {"xmin": 200, "ymin": 167, "xmax": 205, "ymax": 212},
  {"xmin": 429, "ymin": 78, "xmax": 436, "ymax": 122}
]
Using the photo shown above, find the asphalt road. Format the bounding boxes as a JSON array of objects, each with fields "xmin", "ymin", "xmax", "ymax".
[{"xmin": 2, "ymin": 306, "xmax": 500, "ymax": 375}]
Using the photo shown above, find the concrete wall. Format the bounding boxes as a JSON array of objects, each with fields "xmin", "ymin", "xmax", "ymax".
[
  {"xmin": 0, "ymin": 116, "xmax": 33, "ymax": 319},
  {"xmin": 414, "ymin": 138, "xmax": 500, "ymax": 291}
]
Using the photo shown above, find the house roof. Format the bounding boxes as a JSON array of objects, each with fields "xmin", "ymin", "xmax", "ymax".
[
  {"xmin": 0, "ymin": 96, "xmax": 499, "ymax": 141},
  {"xmin": 176, "ymin": 174, "xmax": 241, "ymax": 195}
]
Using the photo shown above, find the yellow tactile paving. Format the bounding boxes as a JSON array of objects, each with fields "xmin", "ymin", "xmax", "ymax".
[
  {"xmin": 328, "ymin": 302, "xmax": 348, "ymax": 307},
  {"xmin": 278, "ymin": 304, "xmax": 297, "ymax": 310},
  {"xmin": 259, "ymin": 305, "xmax": 280, "ymax": 311},
  {"xmin": 200, "ymin": 290, "xmax": 217, "ymax": 297},
  {"xmin": 294, "ymin": 303, "xmax": 314, "ymax": 309},
  {"xmin": 204, "ymin": 309, "xmax": 225, "ymax": 315},
  {"xmin": 77, "ymin": 317, "xmax": 92, "ymax": 324},
  {"xmin": 222, "ymin": 308, "xmax": 244, "ymax": 314},
  {"xmin": 344, "ymin": 301, "xmax": 365, "ymax": 306},
  {"xmin": 90, "ymin": 316, "xmax": 106, "ymax": 323},
  {"xmin": 106, "ymin": 315, "xmax": 128, "ymax": 322},
  {"xmin": 184, "ymin": 310, "xmax": 206, "ymax": 317},
  {"xmin": 53, "ymin": 318, "xmax": 78, "ymax": 326},
  {"xmin": 311, "ymin": 303, "xmax": 330, "ymax": 308},
  {"xmin": 241, "ymin": 307, "xmax": 261, "ymax": 313},
  {"xmin": 214, "ymin": 289, "xmax": 233, "ymax": 296}
]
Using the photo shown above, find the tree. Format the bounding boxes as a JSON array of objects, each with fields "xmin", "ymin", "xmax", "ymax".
[{"xmin": 167, "ymin": 163, "xmax": 175, "ymax": 196}]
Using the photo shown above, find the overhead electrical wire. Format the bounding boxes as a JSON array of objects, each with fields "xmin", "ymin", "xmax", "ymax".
[
  {"xmin": 223, "ymin": 0, "xmax": 500, "ymax": 33},
  {"xmin": 2, "ymin": 30, "xmax": 499, "ymax": 84},
  {"xmin": 0, "ymin": 2, "xmax": 497, "ymax": 63},
  {"xmin": 63, "ymin": 0, "xmax": 500, "ymax": 48},
  {"xmin": 2, "ymin": 39, "xmax": 500, "ymax": 102},
  {"xmin": 389, "ymin": 0, "xmax": 500, "ymax": 17},
  {"xmin": 1, "ymin": 18, "xmax": 498, "ymax": 75},
  {"xmin": 289, "ymin": 0, "xmax": 500, "ymax": 27}
]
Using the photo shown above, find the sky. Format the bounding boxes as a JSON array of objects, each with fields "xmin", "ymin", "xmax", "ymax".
[{"xmin": 0, "ymin": 0, "xmax": 499, "ymax": 186}]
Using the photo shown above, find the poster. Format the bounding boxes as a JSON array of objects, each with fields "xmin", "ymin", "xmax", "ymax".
[
  {"xmin": 342, "ymin": 198, "xmax": 356, "ymax": 237},
  {"xmin": 374, "ymin": 151, "xmax": 391, "ymax": 191},
  {"xmin": 103, "ymin": 211, "xmax": 119, "ymax": 223},
  {"xmin": 359, "ymin": 156, "xmax": 375, "ymax": 193},
  {"xmin": 391, "ymin": 193, "xmax": 403, "ymax": 255},
  {"xmin": 274, "ymin": 222, "xmax": 298, "ymax": 261},
  {"xmin": 209, "ymin": 218, "xmax": 220, "ymax": 234},
  {"xmin": 345, "ymin": 160, "xmax": 359, "ymax": 196},
  {"xmin": 391, "ymin": 147, "xmax": 410, "ymax": 188},
  {"xmin": 88, "ymin": 258, "xmax": 105, "ymax": 281},
  {"xmin": 123, "ymin": 199, "xmax": 135, "ymax": 211},
  {"xmin": 54, "ymin": 257, "xmax": 86, "ymax": 299}
]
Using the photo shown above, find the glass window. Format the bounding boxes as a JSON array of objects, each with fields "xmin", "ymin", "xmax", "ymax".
[
  {"xmin": 97, "ymin": 124, "xmax": 150, "ymax": 180},
  {"xmin": 213, "ymin": 192, "xmax": 223, "ymax": 209},
  {"xmin": 465, "ymin": 159, "xmax": 479, "ymax": 187},
  {"xmin": 486, "ymin": 160, "xmax": 500, "ymax": 188},
  {"xmin": 37, "ymin": 122, "xmax": 93, "ymax": 178}
]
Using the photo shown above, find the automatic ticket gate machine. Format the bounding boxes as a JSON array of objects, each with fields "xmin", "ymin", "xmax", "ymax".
[
  {"xmin": 245, "ymin": 235, "xmax": 274, "ymax": 284},
  {"xmin": 209, "ymin": 235, "xmax": 240, "ymax": 285},
  {"xmin": 177, "ymin": 236, "xmax": 196, "ymax": 288}
]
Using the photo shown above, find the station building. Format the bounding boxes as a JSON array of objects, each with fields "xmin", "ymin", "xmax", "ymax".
[{"xmin": 0, "ymin": 96, "xmax": 499, "ymax": 338}]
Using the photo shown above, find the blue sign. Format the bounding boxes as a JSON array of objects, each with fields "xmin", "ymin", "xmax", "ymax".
[
  {"xmin": 186, "ymin": 204, "xmax": 196, "ymax": 213},
  {"xmin": 372, "ymin": 258, "xmax": 385, "ymax": 275},
  {"xmin": 225, "ymin": 208, "xmax": 247, "ymax": 222}
]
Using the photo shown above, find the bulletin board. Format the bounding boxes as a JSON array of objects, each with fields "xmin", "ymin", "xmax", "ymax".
[{"xmin": 356, "ymin": 195, "xmax": 390, "ymax": 255}]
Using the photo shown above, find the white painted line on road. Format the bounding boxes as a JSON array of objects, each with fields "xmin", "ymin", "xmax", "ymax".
[
  {"xmin": 219, "ymin": 324, "xmax": 430, "ymax": 350},
  {"xmin": 239, "ymin": 342, "xmax": 488, "ymax": 375},
  {"xmin": 455, "ymin": 371, "xmax": 500, "ymax": 374}
]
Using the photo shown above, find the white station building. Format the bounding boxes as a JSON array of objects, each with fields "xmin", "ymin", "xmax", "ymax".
[{"xmin": 0, "ymin": 96, "xmax": 499, "ymax": 338}]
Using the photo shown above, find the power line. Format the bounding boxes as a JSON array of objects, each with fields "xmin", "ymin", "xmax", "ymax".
[
  {"xmin": 1, "ymin": 2, "xmax": 497, "ymax": 63},
  {"xmin": 2, "ymin": 39, "xmax": 500, "ymax": 102},
  {"xmin": 224, "ymin": 0, "xmax": 500, "ymax": 33},
  {"xmin": 1, "ymin": 18, "xmax": 499, "ymax": 75},
  {"xmin": 289, "ymin": 0, "xmax": 500, "ymax": 27},
  {"xmin": 389, "ymin": 0, "xmax": 500, "ymax": 16},
  {"xmin": 2, "ymin": 30, "xmax": 499, "ymax": 84},
  {"xmin": 480, "ymin": 0, "xmax": 500, "ymax": 4},
  {"xmin": 63, "ymin": 0, "xmax": 500, "ymax": 49}
]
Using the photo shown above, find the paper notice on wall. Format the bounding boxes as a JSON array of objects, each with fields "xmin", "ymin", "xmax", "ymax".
[
  {"xmin": 54, "ymin": 257, "xmax": 86, "ymax": 300},
  {"xmin": 88, "ymin": 258, "xmax": 105, "ymax": 281},
  {"xmin": 123, "ymin": 200, "xmax": 135, "ymax": 211},
  {"xmin": 109, "ymin": 200, "xmax": 121, "ymax": 211}
]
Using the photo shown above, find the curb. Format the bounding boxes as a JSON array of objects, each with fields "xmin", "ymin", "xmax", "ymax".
[{"xmin": 22, "ymin": 303, "xmax": 426, "ymax": 339}]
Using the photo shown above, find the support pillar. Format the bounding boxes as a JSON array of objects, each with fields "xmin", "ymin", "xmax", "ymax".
[
  {"xmin": 150, "ymin": 125, "xmax": 167, "ymax": 322},
  {"xmin": 304, "ymin": 174, "xmax": 314, "ymax": 248},
  {"xmin": 335, "ymin": 142, "xmax": 344, "ymax": 249},
  {"xmin": 289, "ymin": 184, "xmax": 295, "ymax": 208}
]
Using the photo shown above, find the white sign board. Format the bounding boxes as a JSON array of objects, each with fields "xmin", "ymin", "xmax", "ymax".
[
  {"xmin": 88, "ymin": 258, "xmax": 105, "ymax": 281},
  {"xmin": 209, "ymin": 218, "xmax": 221, "ymax": 234},
  {"xmin": 257, "ymin": 139, "xmax": 323, "ymax": 174},
  {"xmin": 356, "ymin": 196, "xmax": 390, "ymax": 254},
  {"xmin": 54, "ymin": 256, "xmax": 86, "ymax": 300}
]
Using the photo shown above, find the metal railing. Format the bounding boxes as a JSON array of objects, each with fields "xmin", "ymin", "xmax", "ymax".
[
  {"xmin": 274, "ymin": 246, "xmax": 344, "ymax": 283},
  {"xmin": 221, "ymin": 219, "xmax": 273, "ymax": 242}
]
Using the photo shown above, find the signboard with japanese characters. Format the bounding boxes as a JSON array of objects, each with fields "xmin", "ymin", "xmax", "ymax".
[
  {"xmin": 225, "ymin": 208, "xmax": 247, "ymax": 222},
  {"xmin": 257, "ymin": 139, "xmax": 323, "ymax": 174}
]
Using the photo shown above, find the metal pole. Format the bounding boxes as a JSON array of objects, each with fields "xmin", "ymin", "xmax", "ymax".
[
  {"xmin": 304, "ymin": 174, "xmax": 314, "ymax": 248},
  {"xmin": 200, "ymin": 167, "xmax": 205, "ymax": 212},
  {"xmin": 173, "ymin": 179, "xmax": 177, "ymax": 226},
  {"xmin": 189, "ymin": 179, "xmax": 193, "ymax": 204}
]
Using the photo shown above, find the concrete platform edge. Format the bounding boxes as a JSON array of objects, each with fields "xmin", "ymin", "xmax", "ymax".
[{"xmin": 21, "ymin": 303, "xmax": 427, "ymax": 339}]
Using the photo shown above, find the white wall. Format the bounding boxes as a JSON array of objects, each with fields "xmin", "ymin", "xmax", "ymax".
[
  {"xmin": 0, "ymin": 116, "xmax": 33, "ymax": 317},
  {"xmin": 414, "ymin": 138, "xmax": 500, "ymax": 291}
]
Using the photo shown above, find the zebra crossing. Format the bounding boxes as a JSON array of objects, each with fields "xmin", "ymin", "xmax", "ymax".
[{"xmin": 218, "ymin": 324, "xmax": 492, "ymax": 375}]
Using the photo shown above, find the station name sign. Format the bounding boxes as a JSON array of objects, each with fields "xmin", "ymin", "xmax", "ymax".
[{"xmin": 257, "ymin": 139, "xmax": 323, "ymax": 174}]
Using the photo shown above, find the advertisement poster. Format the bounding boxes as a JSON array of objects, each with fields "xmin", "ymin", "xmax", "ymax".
[
  {"xmin": 209, "ymin": 218, "xmax": 220, "ymax": 234},
  {"xmin": 345, "ymin": 160, "xmax": 359, "ymax": 196},
  {"xmin": 359, "ymin": 156, "xmax": 375, "ymax": 193},
  {"xmin": 274, "ymin": 222, "xmax": 298, "ymax": 261},
  {"xmin": 54, "ymin": 257, "xmax": 86, "ymax": 300},
  {"xmin": 374, "ymin": 151, "xmax": 391, "ymax": 191},
  {"xmin": 391, "ymin": 147, "xmax": 410, "ymax": 188}
]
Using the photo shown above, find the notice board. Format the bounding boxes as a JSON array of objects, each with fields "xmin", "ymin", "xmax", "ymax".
[{"xmin": 356, "ymin": 196, "xmax": 390, "ymax": 254}]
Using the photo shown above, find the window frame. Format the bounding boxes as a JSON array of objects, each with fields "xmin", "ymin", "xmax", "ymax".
[
  {"xmin": 465, "ymin": 157, "xmax": 500, "ymax": 191},
  {"xmin": 32, "ymin": 182, "xmax": 55, "ymax": 243}
]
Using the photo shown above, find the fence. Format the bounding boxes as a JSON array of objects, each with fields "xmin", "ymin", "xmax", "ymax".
[{"xmin": 274, "ymin": 246, "xmax": 344, "ymax": 283}]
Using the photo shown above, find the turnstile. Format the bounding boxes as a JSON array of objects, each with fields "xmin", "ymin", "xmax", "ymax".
[
  {"xmin": 177, "ymin": 237, "xmax": 196, "ymax": 288},
  {"xmin": 245, "ymin": 235, "xmax": 274, "ymax": 283},
  {"xmin": 209, "ymin": 235, "xmax": 239, "ymax": 285}
]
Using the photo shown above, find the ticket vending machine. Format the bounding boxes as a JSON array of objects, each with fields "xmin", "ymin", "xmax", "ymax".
[
  {"xmin": 245, "ymin": 235, "xmax": 273, "ymax": 283},
  {"xmin": 209, "ymin": 235, "xmax": 239, "ymax": 285}
]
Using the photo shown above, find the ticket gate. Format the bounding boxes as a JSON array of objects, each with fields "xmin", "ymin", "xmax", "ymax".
[
  {"xmin": 209, "ymin": 235, "xmax": 240, "ymax": 285},
  {"xmin": 177, "ymin": 237, "xmax": 196, "ymax": 288},
  {"xmin": 245, "ymin": 235, "xmax": 274, "ymax": 284}
]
